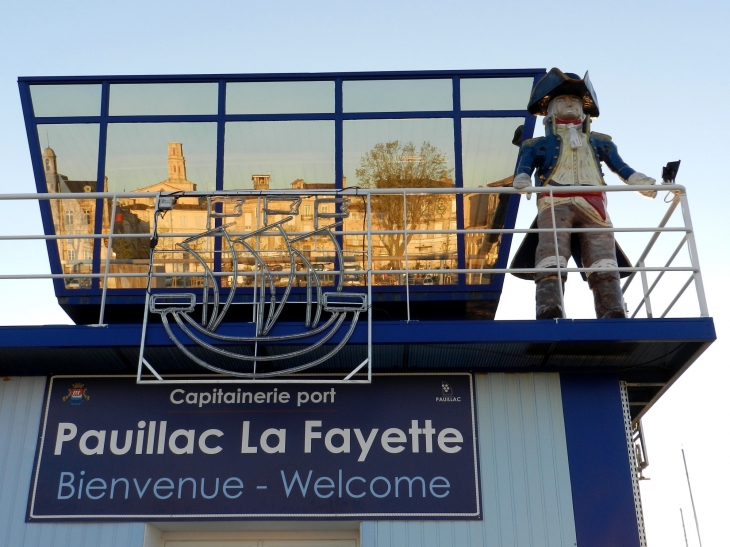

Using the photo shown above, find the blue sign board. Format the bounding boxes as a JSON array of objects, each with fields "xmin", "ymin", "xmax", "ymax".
[{"xmin": 28, "ymin": 374, "xmax": 480, "ymax": 520}]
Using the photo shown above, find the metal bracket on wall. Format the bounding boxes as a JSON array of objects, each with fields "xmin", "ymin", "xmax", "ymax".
[{"xmin": 621, "ymin": 381, "xmax": 648, "ymax": 547}]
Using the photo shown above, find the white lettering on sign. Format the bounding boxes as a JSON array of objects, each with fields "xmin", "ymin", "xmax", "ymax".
[
  {"xmin": 169, "ymin": 388, "xmax": 293, "ymax": 407},
  {"xmin": 52, "ymin": 420, "xmax": 462, "ymax": 461},
  {"xmin": 280, "ymin": 470, "xmax": 451, "ymax": 499}
]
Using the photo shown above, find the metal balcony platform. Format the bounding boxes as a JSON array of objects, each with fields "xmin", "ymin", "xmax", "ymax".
[{"xmin": 0, "ymin": 317, "xmax": 714, "ymax": 420}]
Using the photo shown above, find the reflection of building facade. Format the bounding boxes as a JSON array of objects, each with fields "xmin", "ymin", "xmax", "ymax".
[
  {"xmin": 100, "ymin": 142, "xmax": 463, "ymax": 289},
  {"xmin": 43, "ymin": 146, "xmax": 101, "ymax": 288},
  {"xmin": 106, "ymin": 143, "xmax": 206, "ymax": 288},
  {"xmin": 50, "ymin": 141, "xmax": 506, "ymax": 290},
  {"xmin": 463, "ymin": 176, "xmax": 514, "ymax": 284}
]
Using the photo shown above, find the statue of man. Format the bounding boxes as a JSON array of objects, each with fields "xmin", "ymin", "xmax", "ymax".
[{"xmin": 511, "ymin": 68, "xmax": 656, "ymax": 319}]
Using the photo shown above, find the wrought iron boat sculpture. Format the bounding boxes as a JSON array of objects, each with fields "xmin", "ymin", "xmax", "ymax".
[{"xmin": 141, "ymin": 195, "xmax": 368, "ymax": 379}]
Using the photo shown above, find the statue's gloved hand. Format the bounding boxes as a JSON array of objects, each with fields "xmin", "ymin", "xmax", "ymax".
[
  {"xmin": 627, "ymin": 172, "xmax": 657, "ymax": 198},
  {"xmin": 513, "ymin": 173, "xmax": 532, "ymax": 190}
]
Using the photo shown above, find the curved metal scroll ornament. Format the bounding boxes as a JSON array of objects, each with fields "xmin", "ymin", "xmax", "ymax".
[{"xmin": 139, "ymin": 194, "xmax": 368, "ymax": 380}]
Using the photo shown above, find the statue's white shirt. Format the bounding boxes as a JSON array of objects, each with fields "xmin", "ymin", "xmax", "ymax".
[
  {"xmin": 549, "ymin": 125, "xmax": 603, "ymax": 187},
  {"xmin": 538, "ymin": 124, "xmax": 611, "ymax": 226}
]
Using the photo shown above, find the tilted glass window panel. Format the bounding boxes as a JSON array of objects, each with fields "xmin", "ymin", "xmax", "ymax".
[
  {"xmin": 103, "ymin": 122, "xmax": 216, "ymax": 288},
  {"xmin": 37, "ymin": 124, "xmax": 100, "ymax": 186},
  {"xmin": 105, "ymin": 122, "xmax": 217, "ymax": 193},
  {"xmin": 461, "ymin": 117, "xmax": 522, "ymax": 188},
  {"xmin": 224, "ymin": 121, "xmax": 335, "ymax": 191},
  {"xmin": 343, "ymin": 79, "xmax": 452, "ymax": 112},
  {"xmin": 216, "ymin": 194, "xmax": 338, "ymax": 290},
  {"xmin": 101, "ymin": 198, "xmax": 216, "ymax": 291},
  {"xmin": 461, "ymin": 117, "xmax": 523, "ymax": 284},
  {"xmin": 37, "ymin": 124, "xmax": 100, "ymax": 289},
  {"xmin": 344, "ymin": 118, "xmax": 456, "ymax": 285},
  {"xmin": 460, "ymin": 78, "xmax": 534, "ymax": 111},
  {"xmin": 109, "ymin": 83, "xmax": 218, "ymax": 116},
  {"xmin": 344, "ymin": 118, "xmax": 455, "ymax": 188},
  {"xmin": 226, "ymin": 81, "xmax": 335, "ymax": 114},
  {"xmin": 30, "ymin": 84, "xmax": 102, "ymax": 117}
]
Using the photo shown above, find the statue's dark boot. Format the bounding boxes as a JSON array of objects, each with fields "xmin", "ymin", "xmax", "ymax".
[
  {"xmin": 589, "ymin": 272, "xmax": 626, "ymax": 319},
  {"xmin": 536, "ymin": 277, "xmax": 564, "ymax": 319}
]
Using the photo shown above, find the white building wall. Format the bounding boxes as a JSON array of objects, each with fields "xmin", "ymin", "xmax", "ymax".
[
  {"xmin": 0, "ymin": 376, "xmax": 145, "ymax": 547},
  {"xmin": 362, "ymin": 373, "xmax": 577, "ymax": 547}
]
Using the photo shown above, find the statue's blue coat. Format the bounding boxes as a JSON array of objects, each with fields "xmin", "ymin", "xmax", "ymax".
[
  {"xmin": 509, "ymin": 119, "xmax": 635, "ymax": 280},
  {"xmin": 514, "ymin": 120, "xmax": 636, "ymax": 185}
]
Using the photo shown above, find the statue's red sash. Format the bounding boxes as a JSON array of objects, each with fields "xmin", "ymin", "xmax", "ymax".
[{"xmin": 538, "ymin": 192, "xmax": 606, "ymax": 220}]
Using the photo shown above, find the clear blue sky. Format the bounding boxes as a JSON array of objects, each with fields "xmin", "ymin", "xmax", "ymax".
[{"xmin": 1, "ymin": 1, "xmax": 728, "ymax": 545}]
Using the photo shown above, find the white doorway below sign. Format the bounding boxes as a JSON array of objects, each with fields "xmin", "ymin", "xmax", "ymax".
[{"xmin": 144, "ymin": 525, "xmax": 360, "ymax": 547}]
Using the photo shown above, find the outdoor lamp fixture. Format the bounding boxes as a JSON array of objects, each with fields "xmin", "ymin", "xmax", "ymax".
[{"xmin": 662, "ymin": 160, "xmax": 681, "ymax": 184}]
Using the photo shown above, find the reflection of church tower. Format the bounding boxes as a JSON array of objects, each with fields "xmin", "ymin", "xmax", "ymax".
[
  {"xmin": 252, "ymin": 174, "xmax": 270, "ymax": 190},
  {"xmin": 136, "ymin": 141, "xmax": 196, "ymax": 192},
  {"xmin": 168, "ymin": 143, "xmax": 187, "ymax": 184},
  {"xmin": 43, "ymin": 147, "xmax": 59, "ymax": 192}
]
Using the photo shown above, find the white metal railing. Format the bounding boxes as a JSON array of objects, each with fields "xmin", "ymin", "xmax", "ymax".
[{"xmin": 0, "ymin": 184, "xmax": 709, "ymax": 324}]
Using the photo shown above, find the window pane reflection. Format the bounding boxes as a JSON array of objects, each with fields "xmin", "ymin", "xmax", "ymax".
[
  {"xmin": 226, "ymin": 81, "xmax": 334, "ymax": 114},
  {"xmin": 30, "ymin": 85, "xmax": 101, "ymax": 117},
  {"xmin": 461, "ymin": 118, "xmax": 521, "ymax": 187},
  {"xmin": 104, "ymin": 198, "xmax": 215, "ymax": 290},
  {"xmin": 460, "ymin": 78, "xmax": 534, "ymax": 111},
  {"xmin": 217, "ymin": 197, "xmax": 337, "ymax": 289},
  {"xmin": 37, "ymin": 124, "xmax": 99, "ymax": 288},
  {"xmin": 343, "ymin": 79, "xmax": 452, "ymax": 112},
  {"xmin": 103, "ymin": 123, "xmax": 216, "ymax": 287},
  {"xmin": 344, "ymin": 119, "xmax": 456, "ymax": 285},
  {"xmin": 105, "ymin": 123, "xmax": 217, "ymax": 192},
  {"xmin": 109, "ymin": 83, "xmax": 218, "ymax": 116},
  {"xmin": 461, "ymin": 118, "xmax": 522, "ymax": 284},
  {"xmin": 224, "ymin": 121, "xmax": 334, "ymax": 190}
]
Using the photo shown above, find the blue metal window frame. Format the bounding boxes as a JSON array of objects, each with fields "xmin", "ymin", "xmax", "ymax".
[{"xmin": 18, "ymin": 68, "xmax": 545, "ymax": 302}]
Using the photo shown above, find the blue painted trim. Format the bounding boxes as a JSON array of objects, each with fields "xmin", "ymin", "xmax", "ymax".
[
  {"xmin": 453, "ymin": 77, "xmax": 466, "ymax": 283},
  {"xmin": 224, "ymin": 113, "xmax": 336, "ymax": 121},
  {"xmin": 216, "ymin": 79, "xmax": 226, "ymax": 190},
  {"xmin": 561, "ymin": 374, "xmax": 641, "ymax": 547},
  {"xmin": 91, "ymin": 81, "xmax": 110, "ymax": 290},
  {"xmin": 106, "ymin": 114, "xmax": 219, "ymax": 123},
  {"xmin": 18, "ymin": 68, "xmax": 546, "ymax": 84},
  {"xmin": 32, "ymin": 111, "xmax": 529, "ymax": 123},
  {"xmin": 0, "ymin": 317, "xmax": 715, "ymax": 349},
  {"xmin": 18, "ymin": 81, "xmax": 65, "ymax": 291},
  {"xmin": 213, "ymin": 80, "xmax": 226, "ymax": 276},
  {"xmin": 335, "ymin": 77, "xmax": 343, "ymax": 189},
  {"xmin": 30, "ymin": 116, "xmax": 102, "ymax": 124},
  {"xmin": 333, "ymin": 78, "xmax": 345, "ymax": 279}
]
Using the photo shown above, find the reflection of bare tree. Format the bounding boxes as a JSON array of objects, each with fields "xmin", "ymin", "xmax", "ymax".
[
  {"xmin": 111, "ymin": 208, "xmax": 150, "ymax": 259},
  {"xmin": 356, "ymin": 141, "xmax": 453, "ymax": 268}
]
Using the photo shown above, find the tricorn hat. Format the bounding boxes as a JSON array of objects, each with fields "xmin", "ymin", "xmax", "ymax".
[{"xmin": 527, "ymin": 68, "xmax": 599, "ymax": 117}]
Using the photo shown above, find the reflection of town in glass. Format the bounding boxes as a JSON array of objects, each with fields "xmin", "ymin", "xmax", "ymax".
[{"xmin": 45, "ymin": 140, "xmax": 510, "ymax": 289}]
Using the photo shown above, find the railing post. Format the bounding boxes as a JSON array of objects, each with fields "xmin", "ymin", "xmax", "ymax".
[
  {"xmin": 548, "ymin": 188, "xmax": 567, "ymax": 318},
  {"xmin": 638, "ymin": 260, "xmax": 653, "ymax": 318},
  {"xmin": 622, "ymin": 195, "xmax": 680, "ymax": 294},
  {"xmin": 366, "ymin": 193, "xmax": 373, "ymax": 382},
  {"xmin": 402, "ymin": 191, "xmax": 410, "ymax": 322},
  {"xmin": 678, "ymin": 192, "xmax": 710, "ymax": 317},
  {"xmin": 96, "ymin": 196, "xmax": 117, "ymax": 326}
]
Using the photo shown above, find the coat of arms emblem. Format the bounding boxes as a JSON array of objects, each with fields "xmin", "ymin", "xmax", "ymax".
[{"xmin": 62, "ymin": 383, "xmax": 89, "ymax": 405}]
